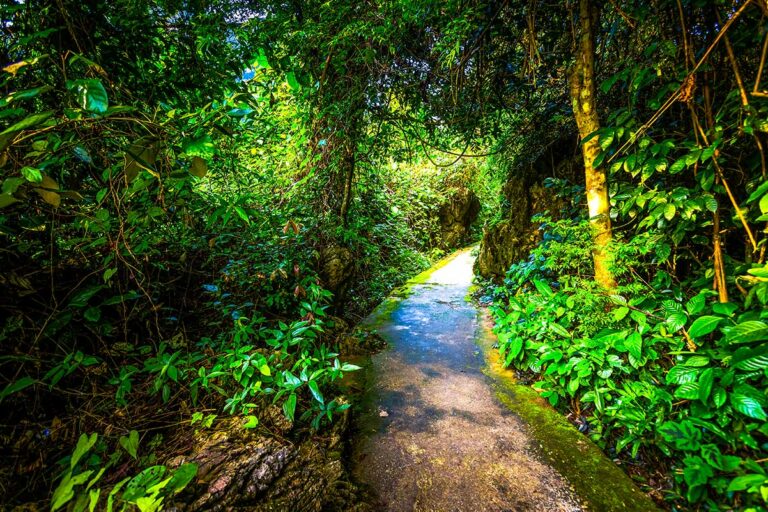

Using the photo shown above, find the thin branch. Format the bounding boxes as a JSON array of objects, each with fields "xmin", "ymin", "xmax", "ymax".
[{"xmin": 609, "ymin": 0, "xmax": 754, "ymax": 161}]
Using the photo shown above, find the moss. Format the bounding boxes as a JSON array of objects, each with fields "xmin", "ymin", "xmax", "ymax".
[{"xmin": 476, "ymin": 314, "xmax": 661, "ymax": 512}]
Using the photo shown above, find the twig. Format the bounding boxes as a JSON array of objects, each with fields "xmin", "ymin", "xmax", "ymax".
[{"xmin": 609, "ymin": 0, "xmax": 755, "ymax": 162}]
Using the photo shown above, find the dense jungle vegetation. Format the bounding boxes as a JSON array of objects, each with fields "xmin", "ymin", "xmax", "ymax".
[{"xmin": 1, "ymin": 0, "xmax": 768, "ymax": 510}]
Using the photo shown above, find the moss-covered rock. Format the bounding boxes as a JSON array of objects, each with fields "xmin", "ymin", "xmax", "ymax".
[
  {"xmin": 171, "ymin": 406, "xmax": 369, "ymax": 511},
  {"xmin": 318, "ymin": 245, "xmax": 354, "ymax": 304},
  {"xmin": 475, "ymin": 137, "xmax": 581, "ymax": 280},
  {"xmin": 437, "ymin": 187, "xmax": 480, "ymax": 249}
]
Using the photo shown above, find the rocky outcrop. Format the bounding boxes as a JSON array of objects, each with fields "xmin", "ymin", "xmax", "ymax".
[
  {"xmin": 171, "ymin": 406, "xmax": 368, "ymax": 511},
  {"xmin": 318, "ymin": 245, "xmax": 354, "ymax": 303},
  {"xmin": 437, "ymin": 188, "xmax": 481, "ymax": 249},
  {"xmin": 474, "ymin": 179, "xmax": 564, "ymax": 279},
  {"xmin": 475, "ymin": 137, "xmax": 581, "ymax": 280}
]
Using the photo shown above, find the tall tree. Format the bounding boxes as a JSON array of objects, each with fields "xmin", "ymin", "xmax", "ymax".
[{"xmin": 569, "ymin": 0, "xmax": 616, "ymax": 289}]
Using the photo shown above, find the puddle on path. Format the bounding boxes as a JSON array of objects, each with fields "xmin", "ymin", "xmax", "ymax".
[{"xmin": 349, "ymin": 249, "xmax": 660, "ymax": 512}]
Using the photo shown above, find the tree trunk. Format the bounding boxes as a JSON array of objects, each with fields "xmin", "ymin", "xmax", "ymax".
[
  {"xmin": 569, "ymin": 0, "xmax": 616, "ymax": 289},
  {"xmin": 339, "ymin": 137, "xmax": 356, "ymax": 225}
]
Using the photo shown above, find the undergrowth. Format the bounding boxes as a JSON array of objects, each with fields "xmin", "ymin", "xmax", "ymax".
[{"xmin": 490, "ymin": 213, "xmax": 768, "ymax": 509}]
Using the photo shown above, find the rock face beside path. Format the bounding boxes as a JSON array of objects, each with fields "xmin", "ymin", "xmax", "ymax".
[
  {"xmin": 475, "ymin": 137, "xmax": 581, "ymax": 280},
  {"xmin": 438, "ymin": 187, "xmax": 481, "ymax": 249},
  {"xmin": 319, "ymin": 245, "xmax": 354, "ymax": 304},
  {"xmin": 474, "ymin": 177, "xmax": 564, "ymax": 279}
]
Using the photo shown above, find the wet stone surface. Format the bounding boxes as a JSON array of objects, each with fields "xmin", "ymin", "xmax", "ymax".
[{"xmin": 350, "ymin": 250, "xmax": 582, "ymax": 512}]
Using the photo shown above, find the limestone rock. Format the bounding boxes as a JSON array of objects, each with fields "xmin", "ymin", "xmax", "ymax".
[
  {"xmin": 171, "ymin": 409, "xmax": 364, "ymax": 511},
  {"xmin": 475, "ymin": 137, "xmax": 582, "ymax": 280},
  {"xmin": 437, "ymin": 188, "xmax": 481, "ymax": 249},
  {"xmin": 318, "ymin": 245, "xmax": 354, "ymax": 304}
]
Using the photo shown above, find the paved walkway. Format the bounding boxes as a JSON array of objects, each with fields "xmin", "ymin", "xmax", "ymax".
[{"xmin": 350, "ymin": 249, "xmax": 582, "ymax": 511}]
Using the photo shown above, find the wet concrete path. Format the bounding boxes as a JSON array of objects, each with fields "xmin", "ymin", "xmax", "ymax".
[{"xmin": 350, "ymin": 248, "xmax": 660, "ymax": 512}]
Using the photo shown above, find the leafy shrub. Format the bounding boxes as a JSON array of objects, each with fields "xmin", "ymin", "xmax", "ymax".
[{"xmin": 490, "ymin": 216, "xmax": 768, "ymax": 508}]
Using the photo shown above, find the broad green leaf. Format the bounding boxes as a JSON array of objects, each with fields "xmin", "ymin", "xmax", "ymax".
[
  {"xmin": 66, "ymin": 79, "xmax": 108, "ymax": 114},
  {"xmin": 688, "ymin": 316, "xmax": 722, "ymax": 338},
  {"xmin": 0, "ymin": 376, "xmax": 35, "ymax": 401},
  {"xmin": 122, "ymin": 466, "xmax": 166, "ymax": 501},
  {"xmin": 182, "ymin": 135, "xmax": 215, "ymax": 159},
  {"xmin": 51, "ymin": 470, "xmax": 93, "ymax": 512},
  {"xmin": 666, "ymin": 365, "xmax": 699, "ymax": 385},
  {"xmin": 727, "ymin": 474, "xmax": 768, "ymax": 492},
  {"xmin": 712, "ymin": 387, "xmax": 726, "ymax": 408},
  {"xmin": 83, "ymin": 306, "xmax": 101, "ymax": 323},
  {"xmin": 254, "ymin": 49, "xmax": 271, "ymax": 69},
  {"xmin": 242, "ymin": 415, "xmax": 259, "ymax": 429},
  {"xmin": 625, "ymin": 332, "xmax": 642, "ymax": 360},
  {"xmin": 21, "ymin": 166, "xmax": 42, "ymax": 183},
  {"xmin": 234, "ymin": 206, "xmax": 250, "ymax": 225},
  {"xmin": 664, "ymin": 203, "xmax": 676, "ymax": 221},
  {"xmin": 669, "ymin": 158, "xmax": 687, "ymax": 174},
  {"xmin": 747, "ymin": 266, "xmax": 768, "ymax": 279},
  {"xmin": 166, "ymin": 463, "xmax": 197, "ymax": 493},
  {"xmin": 657, "ymin": 420, "xmax": 701, "ymax": 450},
  {"xmin": 685, "ymin": 294, "xmax": 706, "ymax": 315},
  {"xmin": 674, "ymin": 382, "xmax": 699, "ymax": 400},
  {"xmin": 665, "ymin": 312, "xmax": 687, "ymax": 332},
  {"xmin": 103, "ymin": 268, "xmax": 117, "ymax": 282},
  {"xmin": 283, "ymin": 393, "xmax": 297, "ymax": 421},
  {"xmin": 712, "ymin": 302, "xmax": 738, "ymax": 316},
  {"xmin": 3, "ymin": 85, "xmax": 52, "ymax": 104},
  {"xmin": 88, "ymin": 488, "xmax": 101, "ymax": 512},
  {"xmin": 69, "ymin": 286, "xmax": 104, "ymax": 308},
  {"xmin": 747, "ymin": 180, "xmax": 768, "ymax": 202},
  {"xmin": 685, "ymin": 149, "xmax": 702, "ymax": 165},
  {"xmin": 549, "ymin": 322, "xmax": 571, "ymax": 338},
  {"xmin": 732, "ymin": 344, "xmax": 768, "ymax": 371},
  {"xmin": 71, "ymin": 433, "xmax": 98, "ymax": 469},
  {"xmin": 119, "ymin": 430, "xmax": 139, "ymax": 459},
  {"xmin": 698, "ymin": 368, "xmax": 714, "ymax": 402},
  {"xmin": 135, "ymin": 496, "xmax": 163, "ymax": 512},
  {"xmin": 727, "ymin": 321, "xmax": 768, "ymax": 344},
  {"xmin": 1, "ymin": 110, "xmax": 54, "ymax": 135},
  {"xmin": 567, "ymin": 378, "xmax": 580, "ymax": 395},
  {"xmin": 532, "ymin": 279, "xmax": 554, "ymax": 298},
  {"xmin": 258, "ymin": 364, "xmax": 271, "ymax": 376},
  {"xmin": 683, "ymin": 355, "xmax": 710, "ymax": 367},
  {"xmin": 1, "ymin": 177, "xmax": 24, "ymax": 195},
  {"xmin": 286, "ymin": 71, "xmax": 300, "ymax": 91},
  {"xmin": 702, "ymin": 195, "xmax": 717, "ymax": 213},
  {"xmin": 612, "ymin": 306, "xmax": 629, "ymax": 321},
  {"xmin": 308, "ymin": 380, "xmax": 323, "ymax": 403},
  {"xmin": 599, "ymin": 130, "xmax": 614, "ymax": 151},
  {"xmin": 106, "ymin": 477, "xmax": 130, "ymax": 512},
  {"xmin": 86, "ymin": 467, "xmax": 105, "ymax": 491},
  {"xmin": 731, "ymin": 393, "xmax": 767, "ymax": 420}
]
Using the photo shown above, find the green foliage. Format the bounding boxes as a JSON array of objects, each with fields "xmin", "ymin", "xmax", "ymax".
[
  {"xmin": 491, "ymin": 195, "xmax": 768, "ymax": 509},
  {"xmin": 51, "ymin": 432, "xmax": 197, "ymax": 512},
  {"xmin": 492, "ymin": 217, "xmax": 768, "ymax": 506},
  {"xmin": 0, "ymin": 1, "xmax": 485, "ymax": 507}
]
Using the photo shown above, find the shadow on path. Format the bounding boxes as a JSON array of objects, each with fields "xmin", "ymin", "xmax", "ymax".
[{"xmin": 349, "ymin": 249, "xmax": 660, "ymax": 512}]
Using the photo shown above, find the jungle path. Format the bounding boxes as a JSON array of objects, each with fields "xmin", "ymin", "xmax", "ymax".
[{"xmin": 349, "ymin": 248, "xmax": 660, "ymax": 512}]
